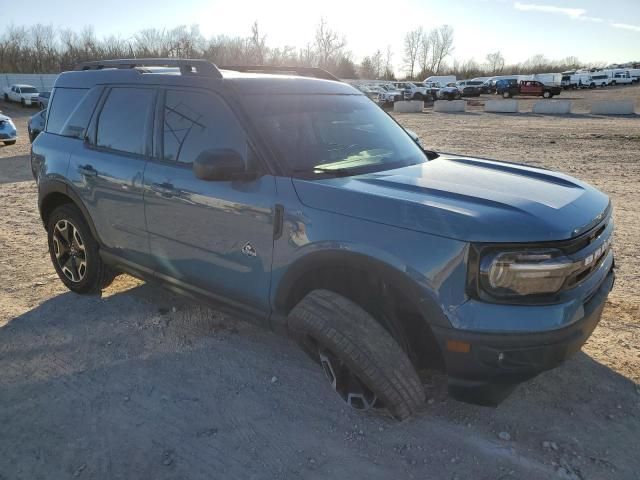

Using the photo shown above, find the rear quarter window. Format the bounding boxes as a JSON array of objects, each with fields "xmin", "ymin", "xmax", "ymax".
[{"xmin": 46, "ymin": 88, "xmax": 88, "ymax": 135}]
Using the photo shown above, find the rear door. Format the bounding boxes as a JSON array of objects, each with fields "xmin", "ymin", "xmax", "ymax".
[
  {"xmin": 67, "ymin": 86, "xmax": 155, "ymax": 269},
  {"xmin": 143, "ymin": 88, "xmax": 277, "ymax": 317}
]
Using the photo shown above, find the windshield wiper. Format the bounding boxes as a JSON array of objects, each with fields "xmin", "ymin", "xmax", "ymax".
[{"xmin": 293, "ymin": 167, "xmax": 355, "ymax": 177}]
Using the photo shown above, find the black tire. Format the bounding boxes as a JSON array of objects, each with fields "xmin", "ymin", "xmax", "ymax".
[
  {"xmin": 20, "ymin": 98, "xmax": 25, "ymax": 107},
  {"xmin": 288, "ymin": 289, "xmax": 425, "ymax": 420},
  {"xmin": 502, "ymin": 91, "xmax": 510, "ymax": 99},
  {"xmin": 543, "ymin": 91, "xmax": 551, "ymax": 98},
  {"xmin": 3, "ymin": 140, "xmax": 16, "ymax": 145},
  {"xmin": 47, "ymin": 204, "xmax": 116, "ymax": 294},
  {"xmin": 3, "ymin": 93, "xmax": 7, "ymax": 102}
]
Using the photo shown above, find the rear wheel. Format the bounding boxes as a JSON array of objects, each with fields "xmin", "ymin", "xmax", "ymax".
[
  {"xmin": 502, "ymin": 91, "xmax": 510, "ymax": 99},
  {"xmin": 47, "ymin": 204, "xmax": 117, "ymax": 294},
  {"xmin": 20, "ymin": 98, "xmax": 25, "ymax": 107},
  {"xmin": 543, "ymin": 91, "xmax": 551, "ymax": 98},
  {"xmin": 3, "ymin": 94, "xmax": 7, "ymax": 101},
  {"xmin": 288, "ymin": 289, "xmax": 425, "ymax": 420}
]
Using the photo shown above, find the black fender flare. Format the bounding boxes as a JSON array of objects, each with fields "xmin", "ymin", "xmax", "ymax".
[
  {"xmin": 38, "ymin": 179, "xmax": 102, "ymax": 243},
  {"xmin": 273, "ymin": 249, "xmax": 450, "ymax": 329}
]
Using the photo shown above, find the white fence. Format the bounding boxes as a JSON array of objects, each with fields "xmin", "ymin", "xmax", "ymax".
[{"xmin": 0, "ymin": 74, "xmax": 59, "ymax": 93}]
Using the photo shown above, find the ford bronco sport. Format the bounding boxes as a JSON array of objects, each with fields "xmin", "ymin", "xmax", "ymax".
[{"xmin": 31, "ymin": 59, "xmax": 615, "ymax": 420}]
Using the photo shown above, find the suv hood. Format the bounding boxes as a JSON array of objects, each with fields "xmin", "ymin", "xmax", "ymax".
[{"xmin": 292, "ymin": 155, "xmax": 610, "ymax": 242}]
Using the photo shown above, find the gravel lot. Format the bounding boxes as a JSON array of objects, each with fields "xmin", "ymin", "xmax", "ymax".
[{"xmin": 1, "ymin": 85, "xmax": 639, "ymax": 479}]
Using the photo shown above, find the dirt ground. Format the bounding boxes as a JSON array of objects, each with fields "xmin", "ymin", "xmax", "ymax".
[{"xmin": 0, "ymin": 85, "xmax": 639, "ymax": 480}]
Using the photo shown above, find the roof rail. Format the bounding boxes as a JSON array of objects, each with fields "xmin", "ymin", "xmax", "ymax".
[
  {"xmin": 220, "ymin": 65, "xmax": 340, "ymax": 82},
  {"xmin": 74, "ymin": 58, "xmax": 222, "ymax": 78}
]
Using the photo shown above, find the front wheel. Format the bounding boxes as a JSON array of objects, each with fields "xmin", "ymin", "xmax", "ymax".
[
  {"xmin": 543, "ymin": 91, "xmax": 551, "ymax": 98},
  {"xmin": 288, "ymin": 290, "xmax": 425, "ymax": 420},
  {"xmin": 502, "ymin": 91, "xmax": 511, "ymax": 99},
  {"xmin": 3, "ymin": 94, "xmax": 7, "ymax": 102},
  {"xmin": 47, "ymin": 204, "xmax": 117, "ymax": 294}
]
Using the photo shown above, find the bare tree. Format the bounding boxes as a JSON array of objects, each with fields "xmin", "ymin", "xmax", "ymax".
[
  {"xmin": 485, "ymin": 51, "xmax": 505, "ymax": 74},
  {"xmin": 417, "ymin": 30, "xmax": 433, "ymax": 77},
  {"xmin": 314, "ymin": 18, "xmax": 346, "ymax": 69},
  {"xmin": 403, "ymin": 27, "xmax": 422, "ymax": 78},
  {"xmin": 249, "ymin": 21, "xmax": 266, "ymax": 64},
  {"xmin": 431, "ymin": 25, "xmax": 454, "ymax": 74}
]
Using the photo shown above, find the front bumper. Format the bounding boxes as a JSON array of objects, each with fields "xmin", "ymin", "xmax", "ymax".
[{"xmin": 432, "ymin": 266, "xmax": 615, "ymax": 405}]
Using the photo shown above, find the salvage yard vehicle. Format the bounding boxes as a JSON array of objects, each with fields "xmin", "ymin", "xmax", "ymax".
[
  {"xmin": 38, "ymin": 91, "xmax": 51, "ymax": 109},
  {"xmin": 611, "ymin": 72, "xmax": 633, "ymax": 85},
  {"xmin": 376, "ymin": 84, "xmax": 403, "ymax": 105},
  {"xmin": 584, "ymin": 74, "xmax": 610, "ymax": 88},
  {"xmin": 456, "ymin": 80, "xmax": 483, "ymax": 97},
  {"xmin": 3, "ymin": 84, "xmax": 40, "ymax": 107},
  {"xmin": 392, "ymin": 82, "xmax": 428, "ymax": 101},
  {"xmin": 437, "ymin": 83, "xmax": 462, "ymax": 100},
  {"xmin": 0, "ymin": 111, "xmax": 17, "ymax": 145},
  {"xmin": 499, "ymin": 80, "xmax": 562, "ymax": 98},
  {"xmin": 32, "ymin": 59, "xmax": 615, "ymax": 419}
]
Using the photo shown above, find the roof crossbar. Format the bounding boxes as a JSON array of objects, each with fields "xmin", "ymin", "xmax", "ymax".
[
  {"xmin": 74, "ymin": 58, "xmax": 222, "ymax": 78},
  {"xmin": 220, "ymin": 65, "xmax": 340, "ymax": 81}
]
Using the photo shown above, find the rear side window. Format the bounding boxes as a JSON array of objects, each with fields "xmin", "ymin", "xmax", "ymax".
[
  {"xmin": 96, "ymin": 87, "xmax": 155, "ymax": 156},
  {"xmin": 162, "ymin": 90, "xmax": 247, "ymax": 165},
  {"xmin": 59, "ymin": 87, "xmax": 103, "ymax": 139},
  {"xmin": 46, "ymin": 88, "xmax": 88, "ymax": 134}
]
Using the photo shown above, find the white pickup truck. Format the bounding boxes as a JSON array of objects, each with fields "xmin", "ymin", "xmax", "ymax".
[{"xmin": 3, "ymin": 84, "xmax": 40, "ymax": 107}]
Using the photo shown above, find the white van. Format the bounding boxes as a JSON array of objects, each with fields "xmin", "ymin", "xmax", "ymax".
[
  {"xmin": 532, "ymin": 73, "xmax": 562, "ymax": 86},
  {"xmin": 582, "ymin": 74, "xmax": 610, "ymax": 88}
]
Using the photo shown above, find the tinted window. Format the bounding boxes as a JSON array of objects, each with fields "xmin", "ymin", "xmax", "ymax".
[
  {"xmin": 96, "ymin": 88, "xmax": 154, "ymax": 155},
  {"xmin": 162, "ymin": 90, "xmax": 247, "ymax": 165},
  {"xmin": 59, "ymin": 87, "xmax": 103, "ymax": 139},
  {"xmin": 21, "ymin": 87, "xmax": 38, "ymax": 93},
  {"xmin": 46, "ymin": 88, "xmax": 88, "ymax": 134}
]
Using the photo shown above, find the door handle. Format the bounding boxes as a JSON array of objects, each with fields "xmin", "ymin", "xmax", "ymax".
[
  {"xmin": 77, "ymin": 165, "xmax": 97, "ymax": 177},
  {"xmin": 150, "ymin": 182, "xmax": 176, "ymax": 198}
]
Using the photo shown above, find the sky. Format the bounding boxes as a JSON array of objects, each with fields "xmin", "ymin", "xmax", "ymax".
[{"xmin": 1, "ymin": 0, "xmax": 639, "ymax": 74}]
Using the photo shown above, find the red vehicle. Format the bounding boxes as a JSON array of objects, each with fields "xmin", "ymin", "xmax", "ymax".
[{"xmin": 500, "ymin": 80, "xmax": 562, "ymax": 99}]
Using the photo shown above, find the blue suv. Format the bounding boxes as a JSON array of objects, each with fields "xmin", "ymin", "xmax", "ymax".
[{"xmin": 31, "ymin": 59, "xmax": 615, "ymax": 419}]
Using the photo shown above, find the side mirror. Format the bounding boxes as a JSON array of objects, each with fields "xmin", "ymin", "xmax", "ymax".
[
  {"xmin": 193, "ymin": 149, "xmax": 246, "ymax": 181},
  {"xmin": 405, "ymin": 129, "xmax": 422, "ymax": 147}
]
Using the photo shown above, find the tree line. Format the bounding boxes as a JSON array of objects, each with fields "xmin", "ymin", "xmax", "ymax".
[{"xmin": 0, "ymin": 20, "xmax": 602, "ymax": 80}]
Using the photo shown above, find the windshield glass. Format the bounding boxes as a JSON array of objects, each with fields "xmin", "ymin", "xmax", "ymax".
[
  {"xmin": 21, "ymin": 87, "xmax": 38, "ymax": 93},
  {"xmin": 244, "ymin": 94, "xmax": 427, "ymax": 178}
]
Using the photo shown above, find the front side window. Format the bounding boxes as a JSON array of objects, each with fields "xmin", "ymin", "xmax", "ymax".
[
  {"xmin": 243, "ymin": 94, "xmax": 426, "ymax": 178},
  {"xmin": 96, "ymin": 87, "xmax": 154, "ymax": 155},
  {"xmin": 162, "ymin": 90, "xmax": 247, "ymax": 165}
]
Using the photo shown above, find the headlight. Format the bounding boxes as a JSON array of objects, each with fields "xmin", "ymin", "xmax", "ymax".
[{"xmin": 480, "ymin": 249, "xmax": 575, "ymax": 297}]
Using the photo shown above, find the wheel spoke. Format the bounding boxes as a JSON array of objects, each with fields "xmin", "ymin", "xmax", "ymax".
[
  {"xmin": 318, "ymin": 346, "xmax": 379, "ymax": 411},
  {"xmin": 53, "ymin": 219, "xmax": 87, "ymax": 283}
]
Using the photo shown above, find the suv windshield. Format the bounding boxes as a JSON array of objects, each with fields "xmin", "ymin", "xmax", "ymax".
[{"xmin": 244, "ymin": 94, "xmax": 426, "ymax": 178}]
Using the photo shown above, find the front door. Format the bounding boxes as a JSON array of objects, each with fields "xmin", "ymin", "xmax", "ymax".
[{"xmin": 143, "ymin": 89, "xmax": 277, "ymax": 316}]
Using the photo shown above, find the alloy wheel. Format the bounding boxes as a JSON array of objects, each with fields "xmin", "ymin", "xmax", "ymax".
[
  {"xmin": 318, "ymin": 346, "xmax": 379, "ymax": 411},
  {"xmin": 52, "ymin": 219, "xmax": 87, "ymax": 283}
]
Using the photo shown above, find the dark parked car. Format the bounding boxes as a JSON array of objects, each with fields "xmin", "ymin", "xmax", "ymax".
[
  {"xmin": 497, "ymin": 79, "xmax": 562, "ymax": 98},
  {"xmin": 38, "ymin": 91, "xmax": 51, "ymax": 109},
  {"xmin": 31, "ymin": 59, "xmax": 614, "ymax": 419},
  {"xmin": 28, "ymin": 109, "xmax": 47, "ymax": 142}
]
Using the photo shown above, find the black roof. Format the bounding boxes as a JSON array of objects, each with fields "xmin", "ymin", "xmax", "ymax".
[{"xmin": 57, "ymin": 58, "xmax": 358, "ymax": 96}]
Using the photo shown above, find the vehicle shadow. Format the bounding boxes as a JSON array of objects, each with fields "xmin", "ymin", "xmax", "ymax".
[
  {"xmin": 0, "ymin": 153, "xmax": 33, "ymax": 184},
  {"xmin": 1, "ymin": 283, "xmax": 638, "ymax": 479}
]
